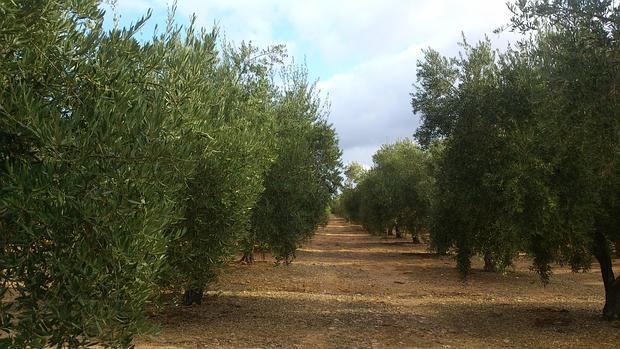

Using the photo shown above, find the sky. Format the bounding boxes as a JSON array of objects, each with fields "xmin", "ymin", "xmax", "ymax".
[{"xmin": 103, "ymin": 0, "xmax": 518, "ymax": 168}]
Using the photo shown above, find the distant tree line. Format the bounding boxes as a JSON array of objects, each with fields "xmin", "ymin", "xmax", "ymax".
[
  {"xmin": 0, "ymin": 1, "xmax": 341, "ymax": 347},
  {"xmin": 332, "ymin": 140, "xmax": 436, "ymax": 244},
  {"xmin": 335, "ymin": 0, "xmax": 620, "ymax": 320}
]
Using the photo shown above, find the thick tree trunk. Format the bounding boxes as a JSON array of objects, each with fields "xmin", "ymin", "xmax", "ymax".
[
  {"xmin": 182, "ymin": 287, "xmax": 204, "ymax": 306},
  {"xmin": 483, "ymin": 252, "xmax": 497, "ymax": 273},
  {"xmin": 603, "ymin": 278, "xmax": 620, "ymax": 320},
  {"xmin": 593, "ymin": 230, "xmax": 620, "ymax": 320}
]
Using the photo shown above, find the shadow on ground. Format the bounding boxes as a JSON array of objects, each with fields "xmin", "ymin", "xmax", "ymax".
[{"xmin": 137, "ymin": 216, "xmax": 620, "ymax": 349}]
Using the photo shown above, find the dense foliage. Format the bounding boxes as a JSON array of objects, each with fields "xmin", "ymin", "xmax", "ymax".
[
  {"xmin": 161, "ymin": 41, "xmax": 285, "ymax": 306},
  {"xmin": 242, "ymin": 67, "xmax": 342, "ymax": 265},
  {"xmin": 335, "ymin": 0, "xmax": 620, "ymax": 321},
  {"xmin": 0, "ymin": 1, "xmax": 341, "ymax": 347},
  {"xmin": 411, "ymin": 0, "xmax": 620, "ymax": 319},
  {"xmin": 336, "ymin": 140, "xmax": 435, "ymax": 242},
  {"xmin": 331, "ymin": 162, "xmax": 365, "ymax": 222},
  {"xmin": 414, "ymin": 39, "xmax": 526, "ymax": 273}
]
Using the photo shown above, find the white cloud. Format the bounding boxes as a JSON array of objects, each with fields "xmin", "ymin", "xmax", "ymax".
[
  {"xmin": 318, "ymin": 43, "xmax": 424, "ymax": 168},
  {"xmin": 133, "ymin": 1, "xmax": 514, "ymax": 62},
  {"xmin": 341, "ymin": 145, "xmax": 383, "ymax": 167}
]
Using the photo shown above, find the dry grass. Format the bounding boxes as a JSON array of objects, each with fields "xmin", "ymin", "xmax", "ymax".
[{"xmin": 136, "ymin": 217, "xmax": 620, "ymax": 349}]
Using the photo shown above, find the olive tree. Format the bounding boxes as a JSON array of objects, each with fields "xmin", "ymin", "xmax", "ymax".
[
  {"xmin": 333, "ymin": 162, "xmax": 366, "ymax": 221},
  {"xmin": 412, "ymin": 39, "xmax": 524, "ymax": 273},
  {"xmin": 412, "ymin": 0, "xmax": 620, "ymax": 319},
  {"xmin": 158, "ymin": 36, "xmax": 284, "ymax": 305},
  {"xmin": 0, "ymin": 2, "xmax": 193, "ymax": 346},
  {"xmin": 342, "ymin": 140, "xmax": 434, "ymax": 240},
  {"xmin": 0, "ymin": 2, "xmax": 298, "ymax": 347},
  {"xmin": 374, "ymin": 140, "xmax": 433, "ymax": 241},
  {"xmin": 243, "ymin": 66, "xmax": 342, "ymax": 264},
  {"xmin": 509, "ymin": 0, "xmax": 620, "ymax": 319}
]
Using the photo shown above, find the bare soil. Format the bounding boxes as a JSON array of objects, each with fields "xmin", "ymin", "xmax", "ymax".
[{"xmin": 137, "ymin": 216, "xmax": 620, "ymax": 349}]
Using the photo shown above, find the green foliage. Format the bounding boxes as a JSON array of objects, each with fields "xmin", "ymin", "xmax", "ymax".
[
  {"xmin": 159, "ymin": 35, "xmax": 284, "ymax": 298},
  {"xmin": 245, "ymin": 66, "xmax": 342, "ymax": 264},
  {"xmin": 0, "ymin": 2, "xmax": 188, "ymax": 346},
  {"xmin": 343, "ymin": 161, "xmax": 365, "ymax": 189},
  {"xmin": 338, "ymin": 140, "xmax": 434, "ymax": 240},
  {"xmin": 508, "ymin": 0, "xmax": 620, "ymax": 279},
  {"xmin": 412, "ymin": 0, "xmax": 620, "ymax": 318},
  {"xmin": 332, "ymin": 162, "xmax": 366, "ymax": 220},
  {"xmin": 0, "ymin": 1, "xmax": 342, "ymax": 346},
  {"xmin": 413, "ymin": 39, "xmax": 525, "ymax": 274}
]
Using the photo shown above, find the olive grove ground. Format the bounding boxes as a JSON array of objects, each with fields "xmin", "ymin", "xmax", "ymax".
[{"xmin": 137, "ymin": 216, "xmax": 620, "ymax": 349}]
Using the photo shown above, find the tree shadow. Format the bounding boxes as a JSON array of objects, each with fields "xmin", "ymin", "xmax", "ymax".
[
  {"xmin": 142, "ymin": 293, "xmax": 437, "ymax": 348},
  {"xmin": 429, "ymin": 301, "xmax": 620, "ymax": 347},
  {"xmin": 399, "ymin": 252, "xmax": 444, "ymax": 259},
  {"xmin": 141, "ymin": 292, "xmax": 620, "ymax": 349},
  {"xmin": 296, "ymin": 248, "xmax": 428, "ymax": 261}
]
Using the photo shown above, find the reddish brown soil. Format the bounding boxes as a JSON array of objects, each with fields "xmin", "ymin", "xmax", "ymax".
[{"xmin": 136, "ymin": 216, "xmax": 620, "ymax": 348}]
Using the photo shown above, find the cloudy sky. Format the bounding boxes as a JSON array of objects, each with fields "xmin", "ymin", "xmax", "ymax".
[{"xmin": 104, "ymin": 0, "xmax": 517, "ymax": 167}]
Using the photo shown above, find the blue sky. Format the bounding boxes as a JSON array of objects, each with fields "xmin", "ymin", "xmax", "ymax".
[{"xmin": 102, "ymin": 0, "xmax": 517, "ymax": 167}]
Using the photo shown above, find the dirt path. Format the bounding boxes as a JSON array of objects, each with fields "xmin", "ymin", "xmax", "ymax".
[{"xmin": 137, "ymin": 216, "xmax": 620, "ymax": 349}]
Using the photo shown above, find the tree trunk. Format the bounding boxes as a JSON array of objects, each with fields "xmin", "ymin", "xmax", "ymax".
[
  {"xmin": 387, "ymin": 227, "xmax": 394, "ymax": 236},
  {"xmin": 395, "ymin": 224, "xmax": 403, "ymax": 239},
  {"xmin": 182, "ymin": 287, "xmax": 204, "ymax": 306},
  {"xmin": 593, "ymin": 230, "xmax": 620, "ymax": 320},
  {"xmin": 240, "ymin": 250, "xmax": 254, "ymax": 264},
  {"xmin": 483, "ymin": 252, "xmax": 497, "ymax": 273},
  {"xmin": 603, "ymin": 278, "xmax": 620, "ymax": 320},
  {"xmin": 411, "ymin": 232, "xmax": 422, "ymax": 244}
]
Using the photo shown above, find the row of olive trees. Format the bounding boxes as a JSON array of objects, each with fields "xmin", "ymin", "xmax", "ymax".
[
  {"xmin": 412, "ymin": 0, "xmax": 619, "ymax": 320},
  {"xmin": 0, "ymin": 1, "xmax": 341, "ymax": 347},
  {"xmin": 334, "ymin": 140, "xmax": 436, "ymax": 242},
  {"xmin": 335, "ymin": 0, "xmax": 619, "ymax": 321}
]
